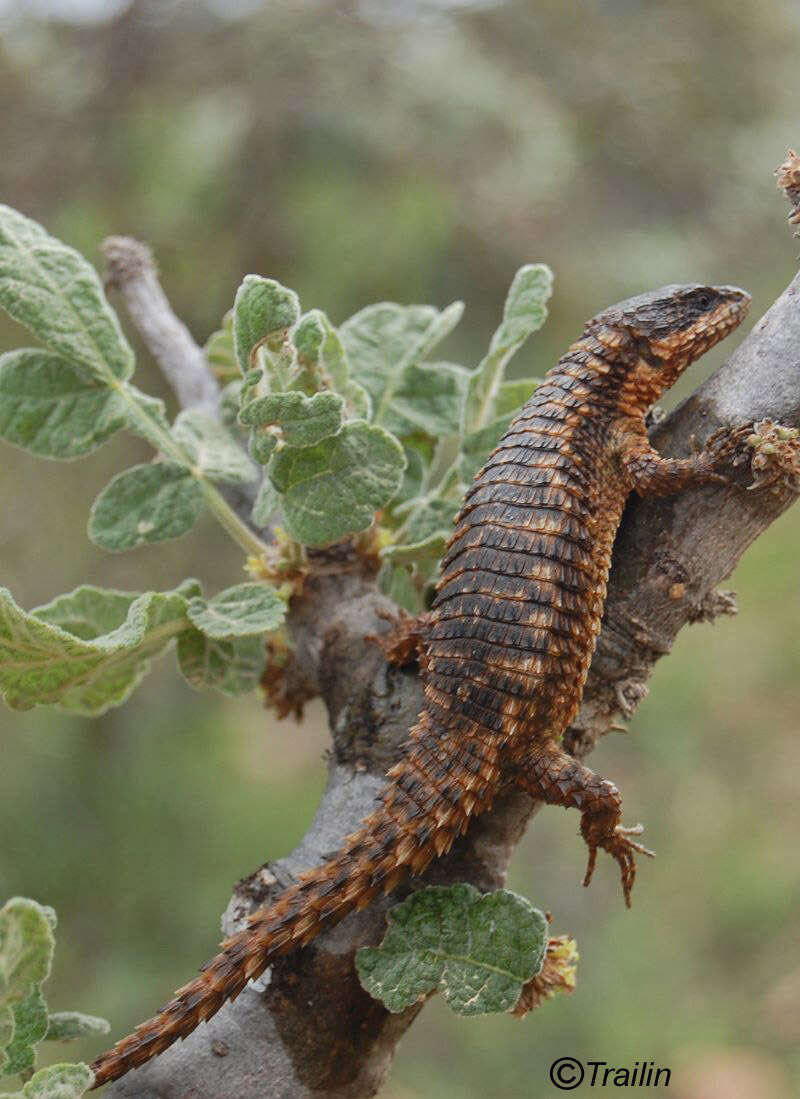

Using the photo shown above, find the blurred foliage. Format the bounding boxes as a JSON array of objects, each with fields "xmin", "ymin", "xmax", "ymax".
[
  {"xmin": 1, "ymin": 1, "xmax": 799, "ymax": 1096},
  {"xmin": 0, "ymin": 897, "xmax": 101, "ymax": 1097}
]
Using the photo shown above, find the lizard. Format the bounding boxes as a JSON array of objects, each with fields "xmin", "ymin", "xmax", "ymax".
[{"xmin": 90, "ymin": 281, "xmax": 751, "ymax": 1089}]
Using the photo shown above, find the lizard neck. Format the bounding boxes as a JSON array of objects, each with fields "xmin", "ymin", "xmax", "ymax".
[{"xmin": 555, "ymin": 323, "xmax": 682, "ymax": 416}]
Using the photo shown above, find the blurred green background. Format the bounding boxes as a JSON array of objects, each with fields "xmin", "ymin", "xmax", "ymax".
[{"xmin": 1, "ymin": 1, "xmax": 799, "ymax": 1096}]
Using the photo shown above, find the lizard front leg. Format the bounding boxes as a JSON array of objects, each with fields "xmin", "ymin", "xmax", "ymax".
[
  {"xmin": 517, "ymin": 744, "xmax": 654, "ymax": 906},
  {"xmin": 619, "ymin": 421, "xmax": 753, "ymax": 497}
]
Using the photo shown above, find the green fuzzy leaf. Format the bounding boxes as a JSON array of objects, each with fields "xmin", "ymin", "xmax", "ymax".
[
  {"xmin": 233, "ymin": 275, "xmax": 300, "ymax": 375},
  {"xmin": 1, "ymin": 1062, "xmax": 94, "ymax": 1099},
  {"xmin": 340, "ymin": 301, "xmax": 463, "ymax": 427},
  {"xmin": 0, "ymin": 1015, "xmax": 11, "ymax": 1073},
  {"xmin": 294, "ymin": 310, "xmax": 343, "ymax": 385},
  {"xmin": 239, "ymin": 367, "xmax": 262, "ymax": 406},
  {"xmin": 0, "ymin": 350, "xmax": 126, "ymax": 460},
  {"xmin": 405, "ymin": 500, "xmax": 459, "ymax": 547},
  {"xmin": 381, "ymin": 531, "xmax": 448, "ymax": 565},
  {"xmin": 31, "ymin": 586, "xmax": 141, "ymax": 642},
  {"xmin": 0, "ymin": 583, "xmax": 198, "ymax": 714},
  {"xmin": 0, "ymin": 206, "xmax": 133, "ymax": 384},
  {"xmin": 269, "ymin": 421, "xmax": 405, "ymax": 546},
  {"xmin": 493, "ymin": 377, "xmax": 542, "ymax": 419},
  {"xmin": 44, "ymin": 1013, "xmax": 109, "ymax": 1043},
  {"xmin": 176, "ymin": 630, "xmax": 266, "ymax": 697},
  {"xmin": 2, "ymin": 987, "xmax": 47, "ymax": 1077},
  {"xmin": 341, "ymin": 379, "xmax": 372, "ymax": 421},
  {"xmin": 88, "ymin": 462, "xmax": 205, "ymax": 552},
  {"xmin": 172, "ymin": 409, "xmax": 256, "ymax": 485},
  {"xmin": 239, "ymin": 391, "xmax": 344, "ymax": 449},
  {"xmin": 356, "ymin": 885, "xmax": 548, "ymax": 1016},
  {"xmin": 0, "ymin": 899, "xmax": 54, "ymax": 1008},
  {"xmin": 460, "ymin": 412, "xmax": 515, "ymax": 482},
  {"xmin": 248, "ymin": 425, "xmax": 278, "ymax": 465},
  {"xmin": 383, "ymin": 361, "xmax": 468, "ymax": 439},
  {"xmin": 378, "ymin": 561, "xmax": 422, "ymax": 614},
  {"xmin": 251, "ymin": 477, "xmax": 279, "ymax": 528},
  {"xmin": 219, "ymin": 380, "xmax": 244, "ymax": 428},
  {"xmin": 294, "ymin": 310, "xmax": 371, "ymax": 418},
  {"xmin": 397, "ymin": 484, "xmax": 462, "ymax": 548},
  {"xmin": 389, "ymin": 452, "xmax": 463, "ymax": 576},
  {"xmin": 187, "ymin": 582, "xmax": 285, "ymax": 639},
  {"xmin": 396, "ymin": 442, "xmax": 428, "ymax": 506},
  {"xmin": 121, "ymin": 386, "xmax": 170, "ymax": 448},
  {"xmin": 465, "ymin": 265, "xmax": 552, "ymax": 430},
  {"xmin": 1, "ymin": 577, "xmax": 273, "ymax": 711},
  {"xmin": 0, "ymin": 899, "xmax": 54, "ymax": 1074},
  {"xmin": 204, "ymin": 310, "xmax": 239, "ymax": 381}
]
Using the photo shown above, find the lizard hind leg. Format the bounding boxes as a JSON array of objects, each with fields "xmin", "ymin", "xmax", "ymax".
[
  {"xmin": 371, "ymin": 608, "xmax": 430, "ymax": 667},
  {"xmin": 518, "ymin": 745, "xmax": 654, "ymax": 907}
]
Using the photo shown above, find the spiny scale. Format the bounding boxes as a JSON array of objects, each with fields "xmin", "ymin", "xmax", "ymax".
[{"xmin": 90, "ymin": 283, "xmax": 749, "ymax": 1088}]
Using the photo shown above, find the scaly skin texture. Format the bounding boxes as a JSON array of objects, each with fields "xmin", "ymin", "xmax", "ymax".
[{"xmin": 90, "ymin": 283, "xmax": 750, "ymax": 1089}]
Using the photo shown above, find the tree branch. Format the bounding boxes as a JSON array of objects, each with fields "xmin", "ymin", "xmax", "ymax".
[
  {"xmin": 104, "ymin": 270, "xmax": 800, "ymax": 1098},
  {"xmin": 101, "ymin": 236, "xmax": 221, "ymax": 416},
  {"xmin": 101, "ymin": 234, "xmax": 264, "ymax": 525}
]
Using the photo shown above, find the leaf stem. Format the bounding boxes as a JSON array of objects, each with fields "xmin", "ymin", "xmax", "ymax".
[
  {"xmin": 198, "ymin": 480, "xmax": 272, "ymax": 558},
  {"xmin": 391, "ymin": 456, "xmax": 462, "ymax": 545}
]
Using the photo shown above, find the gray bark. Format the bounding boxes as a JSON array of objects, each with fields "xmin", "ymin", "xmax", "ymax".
[{"xmin": 102, "ymin": 236, "xmax": 221, "ymax": 416}]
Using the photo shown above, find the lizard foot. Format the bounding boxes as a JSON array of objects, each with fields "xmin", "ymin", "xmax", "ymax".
[
  {"xmin": 516, "ymin": 744, "xmax": 655, "ymax": 906},
  {"xmin": 516, "ymin": 745, "xmax": 655, "ymax": 906},
  {"xmin": 369, "ymin": 608, "xmax": 429, "ymax": 667},
  {"xmin": 582, "ymin": 821, "xmax": 655, "ymax": 908},
  {"xmin": 697, "ymin": 422, "xmax": 757, "ymax": 483}
]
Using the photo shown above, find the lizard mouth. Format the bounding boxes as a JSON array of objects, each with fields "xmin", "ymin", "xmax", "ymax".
[{"xmin": 715, "ymin": 285, "xmax": 752, "ymax": 319}]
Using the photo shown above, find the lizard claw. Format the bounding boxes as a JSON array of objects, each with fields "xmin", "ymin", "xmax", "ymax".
[
  {"xmin": 582, "ymin": 823, "xmax": 655, "ymax": 907},
  {"xmin": 701, "ymin": 422, "xmax": 756, "ymax": 479}
]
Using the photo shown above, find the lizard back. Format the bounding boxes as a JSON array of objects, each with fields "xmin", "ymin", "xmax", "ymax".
[{"xmin": 427, "ymin": 354, "xmax": 631, "ymax": 757}]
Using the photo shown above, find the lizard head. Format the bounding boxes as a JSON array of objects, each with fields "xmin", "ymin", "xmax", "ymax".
[{"xmin": 589, "ymin": 283, "xmax": 751, "ymax": 406}]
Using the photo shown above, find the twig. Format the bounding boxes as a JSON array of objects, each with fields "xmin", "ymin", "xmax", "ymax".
[
  {"xmin": 101, "ymin": 236, "xmax": 221, "ymax": 415},
  {"xmin": 101, "ymin": 235, "xmax": 263, "ymax": 524},
  {"xmin": 776, "ymin": 149, "xmax": 800, "ymax": 231}
]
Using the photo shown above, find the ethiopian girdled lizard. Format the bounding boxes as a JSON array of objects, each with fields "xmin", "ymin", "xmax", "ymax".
[{"xmin": 90, "ymin": 282, "xmax": 751, "ymax": 1087}]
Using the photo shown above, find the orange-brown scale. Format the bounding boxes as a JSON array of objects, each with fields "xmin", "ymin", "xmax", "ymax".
[{"xmin": 91, "ymin": 283, "xmax": 750, "ymax": 1089}]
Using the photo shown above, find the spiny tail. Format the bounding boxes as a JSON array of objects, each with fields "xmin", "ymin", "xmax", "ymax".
[{"xmin": 90, "ymin": 714, "xmax": 486, "ymax": 1089}]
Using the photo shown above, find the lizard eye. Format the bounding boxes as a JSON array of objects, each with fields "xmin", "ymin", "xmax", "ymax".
[{"xmin": 696, "ymin": 292, "xmax": 712, "ymax": 310}]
